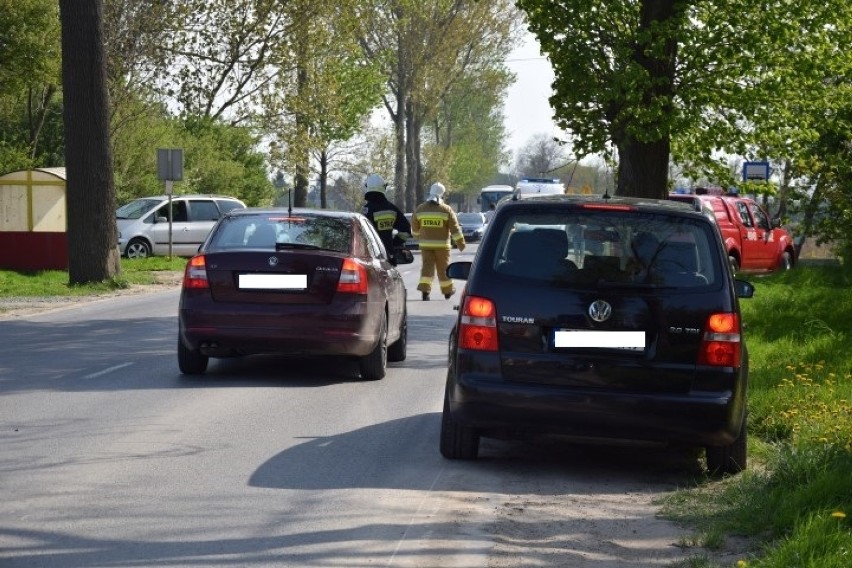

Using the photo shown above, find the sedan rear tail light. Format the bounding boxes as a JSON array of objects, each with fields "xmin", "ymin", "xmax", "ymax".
[
  {"xmin": 183, "ymin": 255, "xmax": 210, "ymax": 289},
  {"xmin": 459, "ymin": 295, "xmax": 498, "ymax": 351},
  {"xmin": 698, "ymin": 312, "xmax": 741, "ymax": 367},
  {"xmin": 336, "ymin": 258, "xmax": 368, "ymax": 295}
]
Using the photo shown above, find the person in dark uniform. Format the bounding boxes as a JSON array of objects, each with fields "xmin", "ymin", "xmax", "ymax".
[{"xmin": 361, "ymin": 173, "xmax": 411, "ymax": 265}]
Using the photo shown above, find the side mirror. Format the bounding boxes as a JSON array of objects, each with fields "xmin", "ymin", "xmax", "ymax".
[
  {"xmin": 155, "ymin": 215, "xmax": 168, "ymax": 223},
  {"xmin": 446, "ymin": 261, "xmax": 472, "ymax": 280},
  {"xmin": 735, "ymin": 279, "xmax": 755, "ymax": 299}
]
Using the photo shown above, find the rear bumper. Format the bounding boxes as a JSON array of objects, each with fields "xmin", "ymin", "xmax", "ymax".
[
  {"xmin": 179, "ymin": 295, "xmax": 381, "ymax": 358},
  {"xmin": 448, "ymin": 367, "xmax": 746, "ymax": 447}
]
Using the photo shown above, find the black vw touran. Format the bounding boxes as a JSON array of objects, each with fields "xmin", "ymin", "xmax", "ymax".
[{"xmin": 441, "ymin": 195, "xmax": 755, "ymax": 475}]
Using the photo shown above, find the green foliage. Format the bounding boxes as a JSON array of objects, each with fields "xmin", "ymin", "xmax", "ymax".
[
  {"xmin": 0, "ymin": 95, "xmax": 65, "ymax": 173},
  {"xmin": 0, "ymin": 0, "xmax": 63, "ymax": 172},
  {"xmin": 180, "ymin": 118, "xmax": 274, "ymax": 206},
  {"xmin": 113, "ymin": 114, "xmax": 275, "ymax": 207},
  {"xmin": 0, "ymin": 0, "xmax": 60, "ymax": 95},
  {"xmin": 517, "ymin": 0, "xmax": 852, "ymax": 205},
  {"xmin": 435, "ymin": 69, "xmax": 513, "ymax": 196}
]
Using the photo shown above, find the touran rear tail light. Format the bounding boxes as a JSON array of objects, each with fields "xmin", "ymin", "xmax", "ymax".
[
  {"xmin": 698, "ymin": 312, "xmax": 741, "ymax": 367},
  {"xmin": 183, "ymin": 255, "xmax": 209, "ymax": 289},
  {"xmin": 337, "ymin": 258, "xmax": 368, "ymax": 294},
  {"xmin": 459, "ymin": 295, "xmax": 498, "ymax": 351}
]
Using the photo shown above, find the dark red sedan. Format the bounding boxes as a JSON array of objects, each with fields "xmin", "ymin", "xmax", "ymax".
[{"xmin": 178, "ymin": 208, "xmax": 412, "ymax": 380}]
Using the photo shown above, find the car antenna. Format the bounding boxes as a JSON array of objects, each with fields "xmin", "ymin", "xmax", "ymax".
[
  {"xmin": 287, "ymin": 188, "xmax": 293, "ymax": 225},
  {"xmin": 602, "ymin": 187, "xmax": 612, "ymax": 201}
]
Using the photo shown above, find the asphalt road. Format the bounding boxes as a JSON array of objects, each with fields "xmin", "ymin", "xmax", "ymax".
[{"xmin": 0, "ymin": 244, "xmax": 706, "ymax": 567}]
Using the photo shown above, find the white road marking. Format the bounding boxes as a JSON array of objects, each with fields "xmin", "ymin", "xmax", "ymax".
[
  {"xmin": 386, "ymin": 465, "xmax": 447, "ymax": 566},
  {"xmin": 83, "ymin": 362, "xmax": 134, "ymax": 379}
]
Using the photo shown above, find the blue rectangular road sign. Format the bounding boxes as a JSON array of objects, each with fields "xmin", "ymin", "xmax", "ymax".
[{"xmin": 743, "ymin": 161, "xmax": 770, "ymax": 181}]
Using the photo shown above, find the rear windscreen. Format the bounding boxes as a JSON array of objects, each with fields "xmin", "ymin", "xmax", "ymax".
[
  {"xmin": 491, "ymin": 211, "xmax": 721, "ymax": 288},
  {"xmin": 207, "ymin": 215, "xmax": 352, "ymax": 253}
]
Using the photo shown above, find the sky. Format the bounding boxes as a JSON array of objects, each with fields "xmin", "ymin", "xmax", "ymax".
[{"xmin": 502, "ymin": 31, "xmax": 564, "ymax": 158}]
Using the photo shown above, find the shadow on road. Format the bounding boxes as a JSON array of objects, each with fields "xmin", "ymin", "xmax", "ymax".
[{"xmin": 249, "ymin": 412, "xmax": 703, "ymax": 493}]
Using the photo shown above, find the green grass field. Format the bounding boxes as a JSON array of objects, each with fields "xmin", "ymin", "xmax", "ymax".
[
  {"xmin": 664, "ymin": 264, "xmax": 851, "ymax": 567},
  {"xmin": 0, "ymin": 257, "xmax": 187, "ymax": 297}
]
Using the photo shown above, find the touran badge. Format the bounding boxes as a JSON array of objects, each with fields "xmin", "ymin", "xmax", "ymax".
[
  {"xmin": 268, "ymin": 256, "xmax": 278, "ymax": 267},
  {"xmin": 588, "ymin": 300, "xmax": 612, "ymax": 322}
]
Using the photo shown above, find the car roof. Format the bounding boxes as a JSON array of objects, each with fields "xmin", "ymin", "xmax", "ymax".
[
  {"xmin": 230, "ymin": 207, "xmax": 363, "ymax": 220},
  {"xmin": 501, "ymin": 194, "xmax": 701, "ymax": 217},
  {"xmin": 127, "ymin": 194, "xmax": 244, "ymax": 201}
]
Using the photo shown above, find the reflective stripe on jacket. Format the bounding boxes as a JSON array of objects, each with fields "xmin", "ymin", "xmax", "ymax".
[{"xmin": 412, "ymin": 200, "xmax": 465, "ymax": 250}]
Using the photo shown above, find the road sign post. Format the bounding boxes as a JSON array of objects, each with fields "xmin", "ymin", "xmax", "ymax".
[{"xmin": 157, "ymin": 149, "xmax": 184, "ymax": 259}]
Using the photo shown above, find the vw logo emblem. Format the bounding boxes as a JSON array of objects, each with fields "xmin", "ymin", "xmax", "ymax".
[
  {"xmin": 268, "ymin": 256, "xmax": 278, "ymax": 267},
  {"xmin": 588, "ymin": 300, "xmax": 612, "ymax": 322}
]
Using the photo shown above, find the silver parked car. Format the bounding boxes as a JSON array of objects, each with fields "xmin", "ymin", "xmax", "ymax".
[{"xmin": 116, "ymin": 194, "xmax": 246, "ymax": 258}]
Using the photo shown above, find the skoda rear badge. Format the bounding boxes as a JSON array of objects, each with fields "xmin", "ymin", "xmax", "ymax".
[
  {"xmin": 268, "ymin": 256, "xmax": 278, "ymax": 267},
  {"xmin": 588, "ymin": 300, "xmax": 612, "ymax": 322}
]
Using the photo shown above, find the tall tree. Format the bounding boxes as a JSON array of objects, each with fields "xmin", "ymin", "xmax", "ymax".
[
  {"xmin": 513, "ymin": 133, "xmax": 568, "ymax": 178},
  {"xmin": 59, "ymin": 0, "xmax": 120, "ymax": 283},
  {"xmin": 0, "ymin": 0, "xmax": 61, "ymax": 168},
  {"xmin": 412, "ymin": 0, "xmax": 519, "ymax": 205},
  {"xmin": 359, "ymin": 0, "xmax": 518, "ymax": 210},
  {"xmin": 430, "ymin": 68, "xmax": 512, "ymax": 201},
  {"xmin": 517, "ymin": 0, "xmax": 851, "ymax": 199},
  {"xmin": 158, "ymin": 0, "xmax": 293, "ymax": 124}
]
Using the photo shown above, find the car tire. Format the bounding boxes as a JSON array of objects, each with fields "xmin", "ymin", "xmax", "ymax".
[
  {"xmin": 126, "ymin": 238, "xmax": 152, "ymax": 259},
  {"xmin": 705, "ymin": 414, "xmax": 747, "ymax": 476},
  {"xmin": 387, "ymin": 308, "xmax": 407, "ymax": 362},
  {"xmin": 178, "ymin": 337, "xmax": 208, "ymax": 375},
  {"xmin": 359, "ymin": 313, "xmax": 387, "ymax": 380},
  {"xmin": 439, "ymin": 390, "xmax": 479, "ymax": 459},
  {"xmin": 780, "ymin": 251, "xmax": 793, "ymax": 270}
]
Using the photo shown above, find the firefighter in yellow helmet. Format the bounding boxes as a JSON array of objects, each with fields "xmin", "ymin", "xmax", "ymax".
[{"xmin": 411, "ymin": 182, "xmax": 465, "ymax": 300}]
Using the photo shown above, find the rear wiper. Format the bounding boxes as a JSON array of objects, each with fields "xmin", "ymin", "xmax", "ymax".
[{"xmin": 274, "ymin": 242, "xmax": 322, "ymax": 251}]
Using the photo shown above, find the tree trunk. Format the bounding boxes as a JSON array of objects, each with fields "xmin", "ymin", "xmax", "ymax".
[
  {"xmin": 405, "ymin": 99, "xmax": 417, "ymax": 210},
  {"xmin": 615, "ymin": 0, "xmax": 680, "ymax": 199},
  {"xmin": 616, "ymin": 137, "xmax": 670, "ymax": 199},
  {"xmin": 59, "ymin": 0, "xmax": 120, "ymax": 284},
  {"xmin": 775, "ymin": 159, "xmax": 792, "ymax": 220},
  {"xmin": 293, "ymin": 43, "xmax": 309, "ymax": 207},
  {"xmin": 319, "ymin": 149, "xmax": 328, "ymax": 209},
  {"xmin": 27, "ymin": 84, "xmax": 57, "ymax": 161},
  {"xmin": 413, "ymin": 111, "xmax": 424, "ymax": 205},
  {"xmin": 393, "ymin": 43, "xmax": 407, "ymax": 211}
]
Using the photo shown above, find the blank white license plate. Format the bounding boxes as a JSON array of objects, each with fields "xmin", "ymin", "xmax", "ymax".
[
  {"xmin": 238, "ymin": 274, "xmax": 307, "ymax": 290},
  {"xmin": 554, "ymin": 330, "xmax": 645, "ymax": 350}
]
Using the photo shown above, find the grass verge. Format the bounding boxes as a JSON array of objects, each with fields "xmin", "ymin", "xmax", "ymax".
[
  {"xmin": 0, "ymin": 257, "xmax": 187, "ymax": 297},
  {"xmin": 661, "ymin": 264, "xmax": 852, "ymax": 567}
]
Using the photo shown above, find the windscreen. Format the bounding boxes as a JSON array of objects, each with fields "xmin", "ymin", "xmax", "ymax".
[
  {"xmin": 458, "ymin": 213, "xmax": 485, "ymax": 224},
  {"xmin": 491, "ymin": 210, "xmax": 720, "ymax": 288},
  {"xmin": 207, "ymin": 215, "xmax": 352, "ymax": 253},
  {"xmin": 116, "ymin": 198, "xmax": 162, "ymax": 219}
]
